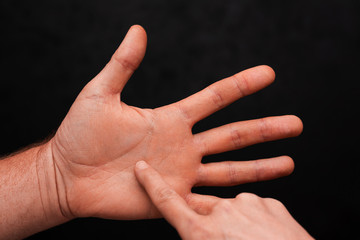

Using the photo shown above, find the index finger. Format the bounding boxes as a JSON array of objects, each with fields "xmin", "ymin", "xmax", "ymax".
[
  {"xmin": 134, "ymin": 161, "xmax": 199, "ymax": 230},
  {"xmin": 175, "ymin": 65, "xmax": 275, "ymax": 125}
]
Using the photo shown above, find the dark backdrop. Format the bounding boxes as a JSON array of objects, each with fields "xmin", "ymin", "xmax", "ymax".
[{"xmin": 1, "ymin": 0, "xmax": 359, "ymax": 239}]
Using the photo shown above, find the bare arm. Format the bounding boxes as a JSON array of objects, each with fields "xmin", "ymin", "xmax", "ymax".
[{"xmin": 0, "ymin": 143, "xmax": 68, "ymax": 239}]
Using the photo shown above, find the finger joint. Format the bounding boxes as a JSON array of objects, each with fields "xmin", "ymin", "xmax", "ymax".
[
  {"xmin": 207, "ymin": 86, "xmax": 224, "ymax": 109},
  {"xmin": 227, "ymin": 162, "xmax": 239, "ymax": 185},
  {"xmin": 232, "ymin": 72, "xmax": 250, "ymax": 97},
  {"xmin": 112, "ymin": 55, "xmax": 138, "ymax": 72},
  {"xmin": 230, "ymin": 125, "xmax": 243, "ymax": 149},
  {"xmin": 259, "ymin": 118, "xmax": 272, "ymax": 142},
  {"xmin": 155, "ymin": 187, "xmax": 177, "ymax": 206}
]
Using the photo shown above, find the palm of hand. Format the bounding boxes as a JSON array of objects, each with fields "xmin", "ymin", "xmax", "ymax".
[
  {"xmin": 53, "ymin": 94, "xmax": 200, "ymax": 219},
  {"xmin": 49, "ymin": 25, "xmax": 302, "ymax": 220}
]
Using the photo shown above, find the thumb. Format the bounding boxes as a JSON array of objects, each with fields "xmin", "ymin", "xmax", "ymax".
[{"xmin": 95, "ymin": 25, "xmax": 147, "ymax": 94}]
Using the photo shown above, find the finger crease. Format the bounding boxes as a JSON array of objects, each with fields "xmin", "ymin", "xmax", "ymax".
[
  {"xmin": 208, "ymin": 86, "xmax": 224, "ymax": 109},
  {"xmin": 232, "ymin": 73, "xmax": 249, "ymax": 97},
  {"xmin": 227, "ymin": 162, "xmax": 238, "ymax": 185},
  {"xmin": 259, "ymin": 118, "xmax": 271, "ymax": 142},
  {"xmin": 112, "ymin": 55, "xmax": 138, "ymax": 72},
  {"xmin": 254, "ymin": 160, "xmax": 262, "ymax": 182},
  {"xmin": 176, "ymin": 104, "xmax": 192, "ymax": 126},
  {"xmin": 230, "ymin": 125, "xmax": 243, "ymax": 149}
]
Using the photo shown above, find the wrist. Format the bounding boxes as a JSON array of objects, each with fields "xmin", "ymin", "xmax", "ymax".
[
  {"xmin": 0, "ymin": 140, "xmax": 71, "ymax": 239},
  {"xmin": 35, "ymin": 140, "xmax": 73, "ymax": 225}
]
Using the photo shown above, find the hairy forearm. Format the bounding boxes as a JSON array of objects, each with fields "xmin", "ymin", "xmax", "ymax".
[{"xmin": 0, "ymin": 142, "xmax": 69, "ymax": 239}]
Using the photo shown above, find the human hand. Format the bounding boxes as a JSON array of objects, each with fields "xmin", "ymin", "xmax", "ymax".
[
  {"xmin": 134, "ymin": 161, "xmax": 313, "ymax": 240},
  {"xmin": 46, "ymin": 25, "xmax": 303, "ymax": 220}
]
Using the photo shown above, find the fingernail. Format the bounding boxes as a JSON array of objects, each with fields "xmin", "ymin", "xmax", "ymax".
[{"xmin": 136, "ymin": 161, "xmax": 148, "ymax": 170}]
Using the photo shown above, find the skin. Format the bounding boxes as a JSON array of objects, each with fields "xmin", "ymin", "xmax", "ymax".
[
  {"xmin": 134, "ymin": 160, "xmax": 314, "ymax": 240},
  {"xmin": 0, "ymin": 25, "xmax": 303, "ymax": 239},
  {"xmin": 50, "ymin": 25, "xmax": 302, "ymax": 219}
]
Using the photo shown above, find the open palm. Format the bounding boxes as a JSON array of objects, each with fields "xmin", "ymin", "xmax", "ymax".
[{"xmin": 50, "ymin": 25, "xmax": 303, "ymax": 220}]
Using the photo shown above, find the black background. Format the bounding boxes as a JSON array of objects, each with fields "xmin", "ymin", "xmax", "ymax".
[{"xmin": 1, "ymin": 0, "xmax": 359, "ymax": 239}]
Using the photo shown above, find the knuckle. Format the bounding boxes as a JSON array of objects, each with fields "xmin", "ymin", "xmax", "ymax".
[
  {"xmin": 265, "ymin": 197, "xmax": 285, "ymax": 209},
  {"xmin": 195, "ymin": 136, "xmax": 210, "ymax": 156},
  {"xmin": 258, "ymin": 118, "xmax": 272, "ymax": 141},
  {"xmin": 112, "ymin": 55, "xmax": 138, "ymax": 72},
  {"xmin": 155, "ymin": 187, "xmax": 177, "ymax": 205},
  {"xmin": 175, "ymin": 103, "xmax": 192, "ymax": 123},
  {"xmin": 236, "ymin": 192, "xmax": 260, "ymax": 202},
  {"xmin": 207, "ymin": 85, "xmax": 224, "ymax": 109},
  {"xmin": 227, "ymin": 161, "xmax": 239, "ymax": 185},
  {"xmin": 232, "ymin": 72, "xmax": 250, "ymax": 97},
  {"xmin": 229, "ymin": 125, "xmax": 243, "ymax": 149},
  {"xmin": 253, "ymin": 159, "xmax": 263, "ymax": 182},
  {"xmin": 83, "ymin": 91, "xmax": 106, "ymax": 103}
]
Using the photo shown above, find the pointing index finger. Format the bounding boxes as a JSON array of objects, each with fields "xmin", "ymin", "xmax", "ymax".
[{"xmin": 134, "ymin": 161, "xmax": 199, "ymax": 230}]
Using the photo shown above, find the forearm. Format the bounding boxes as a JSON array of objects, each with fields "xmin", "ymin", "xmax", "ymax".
[{"xmin": 0, "ymin": 142, "xmax": 69, "ymax": 239}]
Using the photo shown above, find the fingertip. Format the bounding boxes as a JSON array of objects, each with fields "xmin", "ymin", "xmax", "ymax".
[
  {"xmin": 255, "ymin": 156, "xmax": 295, "ymax": 180},
  {"xmin": 241, "ymin": 65, "xmax": 276, "ymax": 91},
  {"xmin": 134, "ymin": 161, "xmax": 150, "ymax": 184},
  {"xmin": 122, "ymin": 24, "xmax": 147, "ymax": 51},
  {"xmin": 278, "ymin": 156, "xmax": 295, "ymax": 176},
  {"xmin": 128, "ymin": 24, "xmax": 147, "ymax": 41},
  {"xmin": 294, "ymin": 115, "xmax": 304, "ymax": 135},
  {"xmin": 135, "ymin": 160, "xmax": 149, "ymax": 171},
  {"xmin": 275, "ymin": 115, "xmax": 303, "ymax": 138},
  {"xmin": 286, "ymin": 115, "xmax": 304, "ymax": 136},
  {"xmin": 258, "ymin": 65, "xmax": 276, "ymax": 82},
  {"xmin": 130, "ymin": 24, "xmax": 146, "ymax": 33}
]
